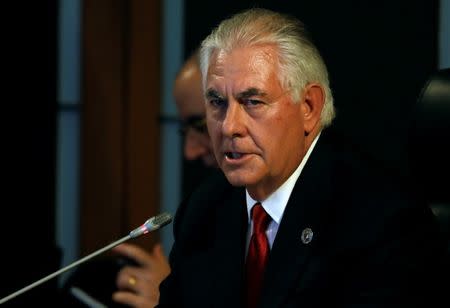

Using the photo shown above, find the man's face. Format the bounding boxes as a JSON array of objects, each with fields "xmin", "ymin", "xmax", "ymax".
[
  {"xmin": 205, "ymin": 45, "xmax": 307, "ymax": 200},
  {"xmin": 174, "ymin": 64, "xmax": 217, "ymax": 167}
]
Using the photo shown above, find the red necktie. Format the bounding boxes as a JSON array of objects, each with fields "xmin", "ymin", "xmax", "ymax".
[{"xmin": 245, "ymin": 202, "xmax": 272, "ymax": 308}]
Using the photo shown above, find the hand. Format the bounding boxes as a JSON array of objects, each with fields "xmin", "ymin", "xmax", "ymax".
[{"xmin": 112, "ymin": 243, "xmax": 171, "ymax": 308}]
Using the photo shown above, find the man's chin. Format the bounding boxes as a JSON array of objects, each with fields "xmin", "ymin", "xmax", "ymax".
[{"xmin": 223, "ymin": 171, "xmax": 255, "ymax": 187}]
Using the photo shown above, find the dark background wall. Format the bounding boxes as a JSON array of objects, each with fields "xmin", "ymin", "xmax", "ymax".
[
  {"xmin": 2, "ymin": 1, "xmax": 60, "ymax": 306},
  {"xmin": 182, "ymin": 0, "xmax": 438, "ymax": 194}
]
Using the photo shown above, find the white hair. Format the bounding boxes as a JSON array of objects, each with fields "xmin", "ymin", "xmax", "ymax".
[{"xmin": 200, "ymin": 8, "xmax": 335, "ymax": 127}]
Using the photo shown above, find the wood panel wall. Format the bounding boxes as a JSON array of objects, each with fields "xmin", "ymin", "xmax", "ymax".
[{"xmin": 80, "ymin": 0, "xmax": 161, "ymax": 256}]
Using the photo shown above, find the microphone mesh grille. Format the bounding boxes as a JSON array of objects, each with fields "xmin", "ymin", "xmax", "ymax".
[{"xmin": 153, "ymin": 212, "xmax": 173, "ymax": 228}]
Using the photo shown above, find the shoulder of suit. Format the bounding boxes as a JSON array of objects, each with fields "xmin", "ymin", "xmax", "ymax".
[
  {"xmin": 172, "ymin": 169, "xmax": 234, "ymax": 239},
  {"xmin": 190, "ymin": 168, "xmax": 231, "ymax": 202}
]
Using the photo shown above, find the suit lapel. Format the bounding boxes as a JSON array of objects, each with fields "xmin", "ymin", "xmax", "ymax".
[
  {"xmin": 213, "ymin": 187, "xmax": 248, "ymax": 308},
  {"xmin": 260, "ymin": 132, "xmax": 334, "ymax": 308}
]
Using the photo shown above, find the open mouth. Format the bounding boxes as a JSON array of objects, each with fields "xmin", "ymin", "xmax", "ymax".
[{"xmin": 225, "ymin": 152, "xmax": 244, "ymax": 159}]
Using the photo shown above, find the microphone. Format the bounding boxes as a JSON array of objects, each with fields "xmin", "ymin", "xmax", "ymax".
[{"xmin": 0, "ymin": 212, "xmax": 173, "ymax": 305}]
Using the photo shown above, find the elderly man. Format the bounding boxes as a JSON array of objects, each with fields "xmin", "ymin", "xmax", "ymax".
[{"xmin": 157, "ymin": 8, "xmax": 444, "ymax": 308}]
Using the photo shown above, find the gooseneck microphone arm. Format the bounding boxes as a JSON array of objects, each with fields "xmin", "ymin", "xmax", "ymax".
[{"xmin": 0, "ymin": 212, "xmax": 173, "ymax": 305}]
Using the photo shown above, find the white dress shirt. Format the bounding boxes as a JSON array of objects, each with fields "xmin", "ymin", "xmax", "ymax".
[{"xmin": 245, "ymin": 133, "xmax": 321, "ymax": 254}]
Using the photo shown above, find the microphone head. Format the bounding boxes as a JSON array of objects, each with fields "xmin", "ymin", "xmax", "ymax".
[
  {"xmin": 145, "ymin": 212, "xmax": 173, "ymax": 231},
  {"xmin": 129, "ymin": 212, "xmax": 173, "ymax": 238}
]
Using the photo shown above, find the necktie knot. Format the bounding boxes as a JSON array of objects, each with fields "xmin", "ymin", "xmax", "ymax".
[{"xmin": 251, "ymin": 202, "xmax": 271, "ymax": 234}]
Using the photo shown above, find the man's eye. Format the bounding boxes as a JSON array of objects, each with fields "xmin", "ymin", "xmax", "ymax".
[
  {"xmin": 243, "ymin": 99, "xmax": 262, "ymax": 106},
  {"xmin": 209, "ymin": 99, "xmax": 227, "ymax": 107}
]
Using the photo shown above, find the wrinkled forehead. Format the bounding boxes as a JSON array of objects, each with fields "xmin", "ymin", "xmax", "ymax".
[{"xmin": 205, "ymin": 45, "xmax": 282, "ymax": 93}]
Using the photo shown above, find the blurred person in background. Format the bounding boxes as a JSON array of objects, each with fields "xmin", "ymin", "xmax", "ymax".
[{"xmin": 112, "ymin": 49, "xmax": 216, "ymax": 308}]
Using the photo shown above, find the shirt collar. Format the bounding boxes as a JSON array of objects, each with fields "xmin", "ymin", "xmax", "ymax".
[{"xmin": 246, "ymin": 132, "xmax": 321, "ymax": 224}]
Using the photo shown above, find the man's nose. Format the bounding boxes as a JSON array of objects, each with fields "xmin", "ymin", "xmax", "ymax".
[{"xmin": 222, "ymin": 101, "xmax": 246, "ymax": 138}]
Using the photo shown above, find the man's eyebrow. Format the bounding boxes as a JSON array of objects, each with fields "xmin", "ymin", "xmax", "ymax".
[
  {"xmin": 237, "ymin": 88, "xmax": 267, "ymax": 99},
  {"xmin": 205, "ymin": 88, "xmax": 223, "ymax": 99},
  {"xmin": 205, "ymin": 87, "xmax": 267, "ymax": 100}
]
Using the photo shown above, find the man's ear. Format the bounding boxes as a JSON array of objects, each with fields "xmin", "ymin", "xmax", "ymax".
[{"xmin": 301, "ymin": 83, "xmax": 325, "ymax": 134}]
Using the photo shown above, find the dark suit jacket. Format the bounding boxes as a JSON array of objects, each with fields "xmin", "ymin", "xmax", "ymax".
[{"xmin": 158, "ymin": 129, "xmax": 445, "ymax": 308}]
